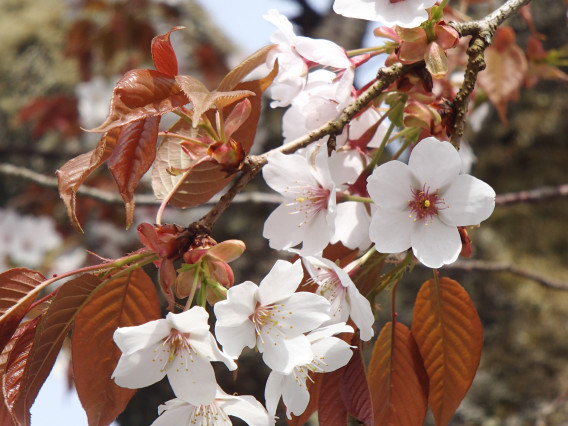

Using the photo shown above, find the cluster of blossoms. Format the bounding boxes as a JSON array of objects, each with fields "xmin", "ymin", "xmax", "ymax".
[{"xmin": 110, "ymin": 1, "xmax": 498, "ymax": 424}]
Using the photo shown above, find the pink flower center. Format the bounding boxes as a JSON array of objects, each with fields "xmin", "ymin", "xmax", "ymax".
[
  {"xmin": 285, "ymin": 184, "xmax": 330, "ymax": 227},
  {"xmin": 157, "ymin": 329, "xmax": 192, "ymax": 371},
  {"xmin": 390, "ymin": 0, "xmax": 406, "ymax": 3},
  {"xmin": 249, "ymin": 302, "xmax": 292, "ymax": 345},
  {"xmin": 192, "ymin": 401, "xmax": 229, "ymax": 423},
  {"xmin": 408, "ymin": 184, "xmax": 445, "ymax": 223}
]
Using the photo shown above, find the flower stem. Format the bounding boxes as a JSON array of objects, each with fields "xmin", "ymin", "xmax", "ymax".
[{"xmin": 366, "ymin": 120, "xmax": 396, "ymax": 172}]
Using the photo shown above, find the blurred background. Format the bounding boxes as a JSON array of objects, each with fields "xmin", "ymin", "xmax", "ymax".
[{"xmin": 0, "ymin": 0, "xmax": 567, "ymax": 424}]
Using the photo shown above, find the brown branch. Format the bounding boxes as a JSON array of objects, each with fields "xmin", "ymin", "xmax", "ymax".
[
  {"xmin": 448, "ymin": 0, "xmax": 533, "ymax": 146},
  {"xmin": 495, "ymin": 184, "xmax": 568, "ymax": 206},
  {"xmin": 441, "ymin": 259, "xmax": 568, "ymax": 291}
]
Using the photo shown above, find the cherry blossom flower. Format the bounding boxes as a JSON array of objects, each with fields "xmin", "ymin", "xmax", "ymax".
[
  {"xmin": 302, "ymin": 255, "xmax": 375, "ymax": 341},
  {"xmin": 262, "ymin": 145, "xmax": 336, "ymax": 255},
  {"xmin": 264, "ymin": 9, "xmax": 354, "ymax": 107},
  {"xmin": 333, "ymin": 0, "xmax": 438, "ymax": 28},
  {"xmin": 214, "ymin": 259, "xmax": 331, "ymax": 374},
  {"xmin": 151, "ymin": 387, "xmax": 270, "ymax": 426},
  {"xmin": 112, "ymin": 306, "xmax": 236, "ymax": 406},
  {"xmin": 264, "ymin": 323, "xmax": 354, "ymax": 419},
  {"xmin": 367, "ymin": 137, "xmax": 495, "ymax": 268}
]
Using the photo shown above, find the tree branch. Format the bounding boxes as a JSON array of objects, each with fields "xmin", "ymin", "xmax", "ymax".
[
  {"xmin": 448, "ymin": 0, "xmax": 532, "ymax": 146},
  {"xmin": 441, "ymin": 259, "xmax": 568, "ymax": 291}
]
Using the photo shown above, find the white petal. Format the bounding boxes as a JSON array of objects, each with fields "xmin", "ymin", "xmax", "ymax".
[
  {"xmin": 112, "ymin": 342, "xmax": 167, "ymax": 388},
  {"xmin": 220, "ymin": 394, "xmax": 271, "ymax": 426},
  {"xmin": 113, "ymin": 319, "xmax": 170, "ymax": 355},
  {"xmin": 166, "ymin": 306, "xmax": 209, "ymax": 337},
  {"xmin": 263, "ymin": 203, "xmax": 306, "ymax": 250},
  {"xmin": 189, "ymin": 334, "xmax": 237, "ymax": 371},
  {"xmin": 167, "ymin": 352, "xmax": 217, "ymax": 405},
  {"xmin": 263, "ymin": 151, "xmax": 317, "ymax": 195},
  {"xmin": 411, "ymin": 219, "xmax": 461, "ymax": 268},
  {"xmin": 214, "ymin": 281, "xmax": 258, "ymax": 326},
  {"xmin": 408, "ymin": 139, "xmax": 461, "ymax": 190},
  {"xmin": 333, "ymin": 0, "xmax": 435, "ymax": 27},
  {"xmin": 295, "ymin": 36, "xmax": 351, "ymax": 69},
  {"xmin": 258, "ymin": 259, "xmax": 303, "ymax": 306},
  {"xmin": 297, "ymin": 208, "xmax": 334, "ymax": 255},
  {"xmin": 264, "ymin": 371, "xmax": 285, "ymax": 417},
  {"xmin": 306, "ymin": 323, "xmax": 354, "ymax": 343},
  {"xmin": 259, "ymin": 333, "xmax": 313, "ymax": 374},
  {"xmin": 438, "ymin": 174, "xmax": 496, "ymax": 226},
  {"xmin": 214, "ymin": 321, "xmax": 256, "ymax": 359},
  {"xmin": 264, "ymin": 9, "xmax": 296, "ymax": 45},
  {"xmin": 367, "ymin": 161, "xmax": 417, "ymax": 211},
  {"xmin": 151, "ymin": 399, "xmax": 193, "ymax": 426},
  {"xmin": 310, "ymin": 337, "xmax": 353, "ymax": 372},
  {"xmin": 332, "ymin": 202, "xmax": 371, "ymax": 250},
  {"xmin": 281, "ymin": 371, "xmax": 310, "ymax": 418},
  {"xmin": 346, "ymin": 285, "xmax": 375, "ymax": 341},
  {"xmin": 276, "ymin": 292, "xmax": 331, "ymax": 334},
  {"xmin": 369, "ymin": 207, "xmax": 413, "ymax": 253}
]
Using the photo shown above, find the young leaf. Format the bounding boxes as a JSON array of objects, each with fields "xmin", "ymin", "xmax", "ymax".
[
  {"xmin": 0, "ymin": 269, "xmax": 46, "ymax": 351},
  {"xmin": 216, "ymin": 44, "xmax": 276, "ymax": 92},
  {"xmin": 151, "ymin": 26, "xmax": 184, "ymax": 78},
  {"xmin": 477, "ymin": 27, "xmax": 527, "ymax": 125},
  {"xmin": 175, "ymin": 75, "xmax": 254, "ymax": 126},
  {"xmin": 90, "ymin": 69, "xmax": 188, "ymax": 133},
  {"xmin": 10, "ymin": 274, "xmax": 102, "ymax": 425},
  {"xmin": 411, "ymin": 277, "xmax": 483, "ymax": 426},
  {"xmin": 72, "ymin": 269, "xmax": 161, "ymax": 426},
  {"xmin": 2, "ymin": 317, "xmax": 41, "ymax": 426},
  {"xmin": 107, "ymin": 117, "xmax": 160, "ymax": 229},
  {"xmin": 368, "ymin": 321, "xmax": 429, "ymax": 426},
  {"xmin": 57, "ymin": 128, "xmax": 120, "ymax": 232},
  {"xmin": 340, "ymin": 347, "xmax": 373, "ymax": 425}
]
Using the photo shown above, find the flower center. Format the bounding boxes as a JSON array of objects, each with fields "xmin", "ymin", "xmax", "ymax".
[
  {"xmin": 284, "ymin": 183, "xmax": 330, "ymax": 227},
  {"xmin": 192, "ymin": 401, "xmax": 229, "ymax": 424},
  {"xmin": 155, "ymin": 329, "xmax": 193, "ymax": 371},
  {"xmin": 408, "ymin": 184, "xmax": 445, "ymax": 223}
]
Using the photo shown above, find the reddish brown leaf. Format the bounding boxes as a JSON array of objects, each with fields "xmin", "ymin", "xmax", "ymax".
[
  {"xmin": 2, "ymin": 317, "xmax": 41, "ymax": 425},
  {"xmin": 319, "ymin": 368, "xmax": 348, "ymax": 426},
  {"xmin": 341, "ymin": 347, "xmax": 373, "ymax": 425},
  {"xmin": 11, "ymin": 274, "xmax": 101, "ymax": 426},
  {"xmin": 107, "ymin": 117, "xmax": 160, "ymax": 228},
  {"xmin": 57, "ymin": 129, "xmax": 120, "ymax": 232},
  {"xmin": 151, "ymin": 26, "xmax": 184, "ymax": 78},
  {"xmin": 224, "ymin": 99, "xmax": 252, "ymax": 140},
  {"xmin": 216, "ymin": 44, "xmax": 277, "ymax": 92},
  {"xmin": 72, "ymin": 269, "xmax": 161, "ymax": 426},
  {"xmin": 90, "ymin": 69, "xmax": 188, "ymax": 133},
  {"xmin": 0, "ymin": 269, "xmax": 46, "ymax": 352},
  {"xmin": 411, "ymin": 277, "xmax": 483, "ymax": 426},
  {"xmin": 477, "ymin": 27, "xmax": 527, "ymax": 125},
  {"xmin": 368, "ymin": 321, "xmax": 428, "ymax": 426}
]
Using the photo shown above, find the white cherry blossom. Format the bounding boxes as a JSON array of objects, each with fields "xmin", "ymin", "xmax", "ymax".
[
  {"xmin": 262, "ymin": 145, "xmax": 336, "ymax": 255},
  {"xmin": 264, "ymin": 9, "xmax": 354, "ymax": 107},
  {"xmin": 151, "ymin": 388, "xmax": 270, "ymax": 426},
  {"xmin": 264, "ymin": 323, "xmax": 354, "ymax": 419},
  {"xmin": 302, "ymin": 255, "xmax": 375, "ymax": 341},
  {"xmin": 112, "ymin": 306, "xmax": 236, "ymax": 406},
  {"xmin": 214, "ymin": 259, "xmax": 331, "ymax": 374},
  {"xmin": 367, "ymin": 137, "xmax": 496, "ymax": 268},
  {"xmin": 333, "ymin": 0, "xmax": 438, "ymax": 28}
]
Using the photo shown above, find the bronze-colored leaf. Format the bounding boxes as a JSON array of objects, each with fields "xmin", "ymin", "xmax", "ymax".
[
  {"xmin": 151, "ymin": 26, "xmax": 184, "ymax": 78},
  {"xmin": 2, "ymin": 317, "xmax": 41, "ymax": 426},
  {"xmin": 90, "ymin": 69, "xmax": 188, "ymax": 133},
  {"xmin": 175, "ymin": 75, "xmax": 254, "ymax": 126},
  {"xmin": 107, "ymin": 117, "xmax": 160, "ymax": 229},
  {"xmin": 216, "ymin": 44, "xmax": 277, "ymax": 92},
  {"xmin": 477, "ymin": 27, "xmax": 527, "ymax": 125},
  {"xmin": 0, "ymin": 269, "xmax": 46, "ymax": 352},
  {"xmin": 318, "ymin": 368, "xmax": 348, "ymax": 426},
  {"xmin": 368, "ymin": 321, "xmax": 429, "ymax": 426},
  {"xmin": 56, "ymin": 128, "xmax": 119, "ymax": 232},
  {"xmin": 11, "ymin": 274, "xmax": 102, "ymax": 426},
  {"xmin": 411, "ymin": 277, "xmax": 483, "ymax": 426},
  {"xmin": 341, "ymin": 347, "xmax": 373, "ymax": 425},
  {"xmin": 72, "ymin": 269, "xmax": 161, "ymax": 426}
]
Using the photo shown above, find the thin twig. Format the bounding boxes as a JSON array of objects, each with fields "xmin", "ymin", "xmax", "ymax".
[
  {"xmin": 441, "ymin": 260, "xmax": 568, "ymax": 291},
  {"xmin": 448, "ymin": 0, "xmax": 533, "ymax": 146},
  {"xmin": 495, "ymin": 184, "xmax": 568, "ymax": 206}
]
